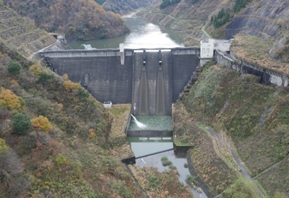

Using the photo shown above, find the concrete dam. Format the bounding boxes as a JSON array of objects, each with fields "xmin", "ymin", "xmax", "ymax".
[{"xmin": 41, "ymin": 48, "xmax": 200, "ymax": 116}]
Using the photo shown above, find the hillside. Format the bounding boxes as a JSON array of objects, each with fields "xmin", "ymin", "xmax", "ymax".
[
  {"xmin": 102, "ymin": 0, "xmax": 160, "ymax": 15},
  {"xmin": 137, "ymin": 0, "xmax": 226, "ymax": 46},
  {"xmin": 4, "ymin": 0, "xmax": 129, "ymax": 41},
  {"xmin": 0, "ymin": 6, "xmax": 56, "ymax": 58},
  {"xmin": 0, "ymin": 43, "xmax": 144, "ymax": 197},
  {"xmin": 139, "ymin": 0, "xmax": 289, "ymax": 69},
  {"xmin": 174, "ymin": 62, "xmax": 289, "ymax": 197},
  {"xmin": 0, "ymin": 29, "xmax": 193, "ymax": 198}
]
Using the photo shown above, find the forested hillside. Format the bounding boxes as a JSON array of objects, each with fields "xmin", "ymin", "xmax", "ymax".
[
  {"xmin": 102, "ymin": 0, "xmax": 160, "ymax": 15},
  {"xmin": 0, "ymin": 43, "xmax": 146, "ymax": 197},
  {"xmin": 3, "ymin": 0, "xmax": 129, "ymax": 41}
]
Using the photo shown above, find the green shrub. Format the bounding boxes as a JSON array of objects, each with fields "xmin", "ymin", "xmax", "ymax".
[
  {"xmin": 211, "ymin": 8, "xmax": 231, "ymax": 28},
  {"xmin": 233, "ymin": 0, "xmax": 251, "ymax": 13},
  {"xmin": 186, "ymin": 175, "xmax": 197, "ymax": 185},
  {"xmin": 222, "ymin": 178, "xmax": 259, "ymax": 198},
  {"xmin": 78, "ymin": 87, "xmax": 89, "ymax": 100},
  {"xmin": 148, "ymin": 175, "xmax": 161, "ymax": 189},
  {"xmin": 161, "ymin": 156, "xmax": 172, "ymax": 166},
  {"xmin": 12, "ymin": 113, "xmax": 31, "ymax": 135},
  {"xmin": 95, "ymin": 0, "xmax": 105, "ymax": 5},
  {"xmin": 160, "ymin": 0, "xmax": 181, "ymax": 9},
  {"xmin": 8, "ymin": 61, "xmax": 22, "ymax": 76},
  {"xmin": 38, "ymin": 72, "xmax": 52, "ymax": 82}
]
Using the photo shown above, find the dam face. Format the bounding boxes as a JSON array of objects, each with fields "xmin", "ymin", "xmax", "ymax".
[{"xmin": 41, "ymin": 48, "xmax": 200, "ymax": 116}]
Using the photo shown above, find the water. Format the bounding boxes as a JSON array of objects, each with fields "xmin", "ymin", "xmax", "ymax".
[
  {"xmin": 128, "ymin": 115, "xmax": 173, "ymax": 131},
  {"xmin": 68, "ymin": 13, "xmax": 184, "ymax": 49},
  {"xmin": 136, "ymin": 150, "xmax": 206, "ymax": 198},
  {"xmin": 128, "ymin": 116, "xmax": 208, "ymax": 197},
  {"xmin": 130, "ymin": 114, "xmax": 147, "ymax": 129},
  {"xmin": 128, "ymin": 136, "xmax": 207, "ymax": 198}
]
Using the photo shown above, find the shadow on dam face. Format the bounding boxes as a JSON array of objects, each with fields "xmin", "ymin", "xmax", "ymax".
[
  {"xmin": 41, "ymin": 48, "xmax": 200, "ymax": 116},
  {"xmin": 132, "ymin": 50, "xmax": 172, "ymax": 116}
]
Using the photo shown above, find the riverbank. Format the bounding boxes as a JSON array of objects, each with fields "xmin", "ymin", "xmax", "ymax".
[{"xmin": 175, "ymin": 62, "xmax": 289, "ymax": 197}]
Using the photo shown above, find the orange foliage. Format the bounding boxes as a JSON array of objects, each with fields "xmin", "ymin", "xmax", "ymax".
[
  {"xmin": 63, "ymin": 74, "xmax": 80, "ymax": 92},
  {"xmin": 0, "ymin": 87, "xmax": 23, "ymax": 112},
  {"xmin": 31, "ymin": 116, "xmax": 53, "ymax": 132},
  {"xmin": 88, "ymin": 128, "xmax": 96, "ymax": 138}
]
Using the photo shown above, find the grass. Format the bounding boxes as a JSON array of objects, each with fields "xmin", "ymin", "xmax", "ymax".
[
  {"xmin": 174, "ymin": 63, "xmax": 289, "ymax": 197},
  {"xmin": 222, "ymin": 177, "xmax": 260, "ymax": 198},
  {"xmin": 128, "ymin": 166, "xmax": 194, "ymax": 197},
  {"xmin": 231, "ymin": 34, "xmax": 289, "ymax": 74}
]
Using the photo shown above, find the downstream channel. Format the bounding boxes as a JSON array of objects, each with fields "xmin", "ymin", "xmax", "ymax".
[{"xmin": 69, "ymin": 13, "xmax": 207, "ymax": 198}]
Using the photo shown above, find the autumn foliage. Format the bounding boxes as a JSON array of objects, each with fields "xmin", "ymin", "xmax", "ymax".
[
  {"xmin": 88, "ymin": 128, "xmax": 97, "ymax": 138},
  {"xmin": 4, "ymin": 0, "xmax": 129, "ymax": 41},
  {"xmin": 29, "ymin": 64, "xmax": 43, "ymax": 77},
  {"xmin": 0, "ymin": 87, "xmax": 23, "ymax": 113},
  {"xmin": 63, "ymin": 74, "xmax": 81, "ymax": 92},
  {"xmin": 31, "ymin": 116, "xmax": 53, "ymax": 132}
]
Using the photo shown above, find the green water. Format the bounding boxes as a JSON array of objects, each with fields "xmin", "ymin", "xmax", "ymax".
[
  {"xmin": 68, "ymin": 13, "xmax": 184, "ymax": 49},
  {"xmin": 128, "ymin": 115, "xmax": 173, "ymax": 131}
]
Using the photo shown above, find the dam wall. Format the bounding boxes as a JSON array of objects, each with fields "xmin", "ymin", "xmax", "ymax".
[
  {"xmin": 172, "ymin": 48, "xmax": 200, "ymax": 102},
  {"xmin": 41, "ymin": 48, "xmax": 200, "ymax": 115},
  {"xmin": 132, "ymin": 50, "xmax": 172, "ymax": 116},
  {"xmin": 43, "ymin": 49, "xmax": 133, "ymax": 104}
]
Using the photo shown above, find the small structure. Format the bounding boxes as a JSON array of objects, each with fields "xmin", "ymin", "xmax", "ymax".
[
  {"xmin": 200, "ymin": 38, "xmax": 232, "ymax": 59},
  {"xmin": 103, "ymin": 101, "xmax": 112, "ymax": 108},
  {"xmin": 200, "ymin": 38, "xmax": 215, "ymax": 59}
]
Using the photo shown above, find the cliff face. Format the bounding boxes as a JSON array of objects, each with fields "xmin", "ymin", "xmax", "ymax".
[
  {"xmin": 225, "ymin": 0, "xmax": 289, "ymax": 41},
  {"xmin": 102, "ymin": 0, "xmax": 160, "ymax": 15},
  {"xmin": 223, "ymin": 0, "xmax": 289, "ymax": 63}
]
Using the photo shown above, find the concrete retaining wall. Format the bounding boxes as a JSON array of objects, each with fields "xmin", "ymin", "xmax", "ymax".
[
  {"xmin": 214, "ymin": 50, "xmax": 289, "ymax": 87},
  {"xmin": 127, "ymin": 130, "xmax": 173, "ymax": 137}
]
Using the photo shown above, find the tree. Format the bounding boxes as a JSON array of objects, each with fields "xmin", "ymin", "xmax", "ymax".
[
  {"xmin": 63, "ymin": 74, "xmax": 80, "ymax": 92},
  {"xmin": 0, "ymin": 87, "xmax": 23, "ymax": 112},
  {"xmin": 31, "ymin": 115, "xmax": 53, "ymax": 133},
  {"xmin": 211, "ymin": 8, "xmax": 231, "ymax": 28},
  {"xmin": 8, "ymin": 61, "xmax": 22, "ymax": 76},
  {"xmin": 12, "ymin": 113, "xmax": 31, "ymax": 135},
  {"xmin": 0, "ymin": 138, "xmax": 8, "ymax": 155}
]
